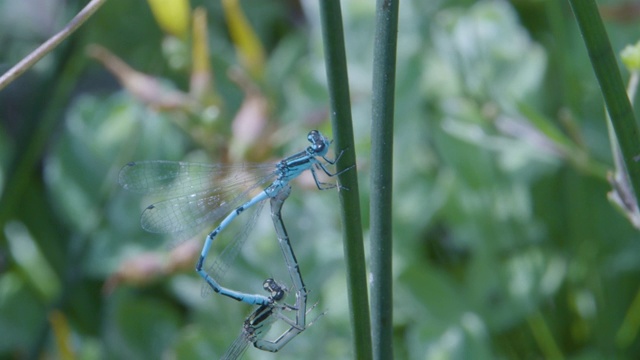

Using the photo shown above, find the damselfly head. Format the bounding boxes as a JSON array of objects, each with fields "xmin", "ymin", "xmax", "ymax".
[
  {"xmin": 307, "ymin": 130, "xmax": 330, "ymax": 156},
  {"xmin": 263, "ymin": 278, "xmax": 287, "ymax": 301}
]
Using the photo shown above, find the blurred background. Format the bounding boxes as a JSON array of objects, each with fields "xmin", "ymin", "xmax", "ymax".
[{"xmin": 2, "ymin": 0, "xmax": 640, "ymax": 359}]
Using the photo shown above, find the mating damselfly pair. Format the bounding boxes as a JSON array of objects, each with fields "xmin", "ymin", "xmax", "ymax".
[{"xmin": 118, "ymin": 130, "xmax": 348, "ymax": 357}]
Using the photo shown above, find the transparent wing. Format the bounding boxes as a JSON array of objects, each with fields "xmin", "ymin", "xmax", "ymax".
[
  {"xmin": 118, "ymin": 161, "xmax": 277, "ymax": 235},
  {"xmin": 221, "ymin": 307, "xmax": 275, "ymax": 360},
  {"xmin": 201, "ymin": 199, "xmax": 266, "ymax": 298},
  {"xmin": 221, "ymin": 329, "xmax": 252, "ymax": 360},
  {"xmin": 119, "ymin": 161, "xmax": 276, "ymax": 197}
]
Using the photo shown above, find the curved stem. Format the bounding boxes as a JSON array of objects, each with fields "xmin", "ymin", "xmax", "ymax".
[{"xmin": 0, "ymin": 0, "xmax": 107, "ymax": 91}]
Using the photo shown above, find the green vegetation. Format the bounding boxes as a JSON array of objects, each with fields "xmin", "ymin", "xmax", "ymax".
[{"xmin": 1, "ymin": 1, "xmax": 640, "ymax": 359}]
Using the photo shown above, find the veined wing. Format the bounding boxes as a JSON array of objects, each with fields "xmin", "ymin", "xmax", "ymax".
[
  {"xmin": 119, "ymin": 161, "xmax": 277, "ymax": 234},
  {"xmin": 118, "ymin": 161, "xmax": 276, "ymax": 198},
  {"xmin": 221, "ymin": 307, "xmax": 275, "ymax": 360},
  {"xmin": 221, "ymin": 328, "xmax": 251, "ymax": 360},
  {"xmin": 139, "ymin": 173, "xmax": 275, "ymax": 235},
  {"xmin": 201, "ymin": 199, "xmax": 266, "ymax": 297}
]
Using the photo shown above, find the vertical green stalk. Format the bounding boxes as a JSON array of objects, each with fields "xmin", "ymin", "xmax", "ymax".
[
  {"xmin": 318, "ymin": 1, "xmax": 372, "ymax": 359},
  {"xmin": 370, "ymin": 0, "xmax": 398, "ymax": 359},
  {"xmin": 568, "ymin": 0, "xmax": 640, "ymax": 205}
]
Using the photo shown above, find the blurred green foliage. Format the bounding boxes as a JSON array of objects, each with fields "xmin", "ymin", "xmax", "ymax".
[{"xmin": 1, "ymin": 0, "xmax": 640, "ymax": 359}]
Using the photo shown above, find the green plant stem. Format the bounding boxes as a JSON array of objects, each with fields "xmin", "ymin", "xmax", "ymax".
[
  {"xmin": 318, "ymin": 1, "xmax": 372, "ymax": 359},
  {"xmin": 370, "ymin": 0, "xmax": 398, "ymax": 359},
  {"xmin": 568, "ymin": 0, "xmax": 640, "ymax": 206}
]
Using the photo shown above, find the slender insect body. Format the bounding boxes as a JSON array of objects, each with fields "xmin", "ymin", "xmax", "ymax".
[
  {"xmin": 119, "ymin": 130, "xmax": 345, "ymax": 307},
  {"xmin": 222, "ymin": 187, "xmax": 319, "ymax": 359},
  {"xmin": 119, "ymin": 133, "xmax": 343, "ymax": 357}
]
